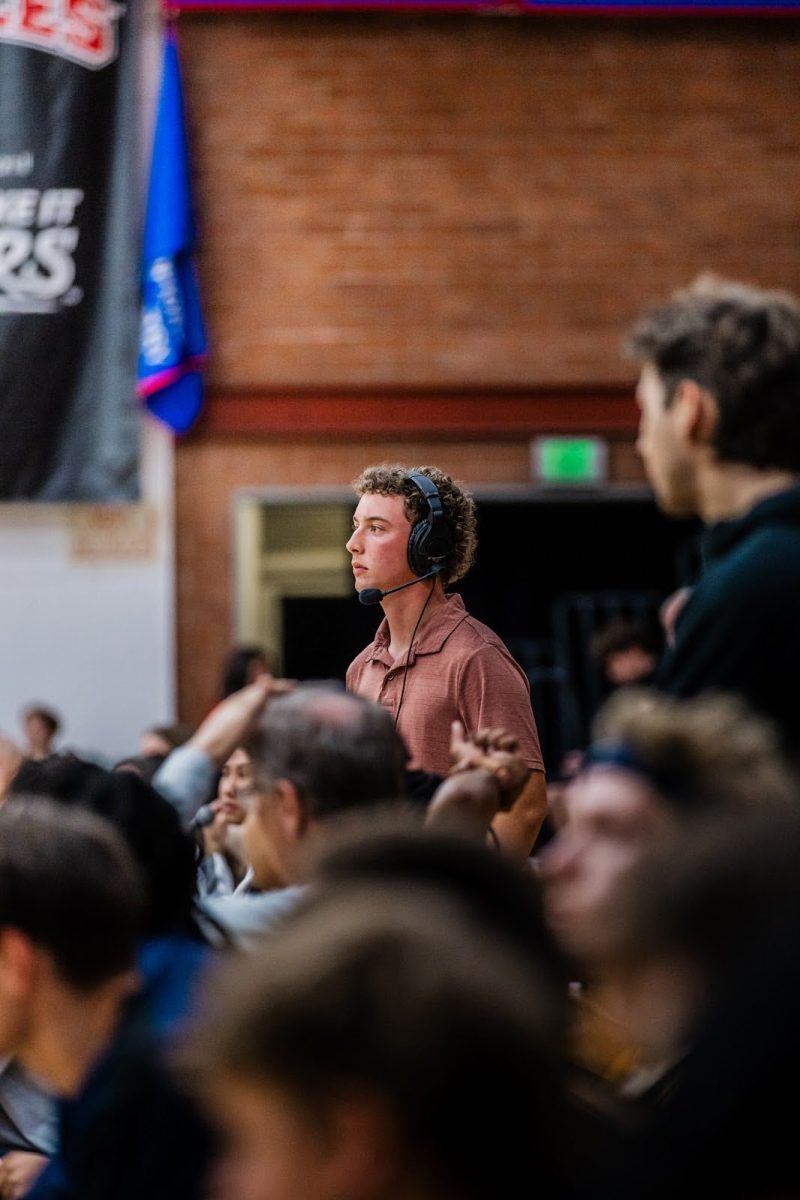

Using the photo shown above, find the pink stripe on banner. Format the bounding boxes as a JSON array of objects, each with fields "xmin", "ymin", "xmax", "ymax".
[{"xmin": 136, "ymin": 355, "xmax": 208, "ymax": 400}]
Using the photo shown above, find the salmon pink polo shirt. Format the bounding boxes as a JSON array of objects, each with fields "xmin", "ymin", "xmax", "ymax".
[{"xmin": 347, "ymin": 593, "xmax": 544, "ymax": 778}]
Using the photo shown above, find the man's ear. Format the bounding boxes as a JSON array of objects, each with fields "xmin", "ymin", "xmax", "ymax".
[
  {"xmin": 673, "ymin": 378, "xmax": 718, "ymax": 446},
  {"xmin": 0, "ymin": 928, "xmax": 39, "ymax": 1001},
  {"xmin": 273, "ymin": 778, "xmax": 309, "ymax": 840},
  {"xmin": 317, "ymin": 1094, "xmax": 399, "ymax": 1200}
]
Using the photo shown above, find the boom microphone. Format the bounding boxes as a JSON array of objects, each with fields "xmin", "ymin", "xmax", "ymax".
[{"xmin": 358, "ymin": 565, "xmax": 442, "ymax": 607}]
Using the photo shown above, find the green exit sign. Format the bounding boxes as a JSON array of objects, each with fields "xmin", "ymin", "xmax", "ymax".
[{"xmin": 532, "ymin": 437, "xmax": 607, "ymax": 485}]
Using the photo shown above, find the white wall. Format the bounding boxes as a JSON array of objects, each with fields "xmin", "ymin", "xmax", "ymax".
[
  {"xmin": 0, "ymin": 417, "xmax": 176, "ymax": 764},
  {"xmin": 0, "ymin": 4, "xmax": 177, "ymax": 764}
]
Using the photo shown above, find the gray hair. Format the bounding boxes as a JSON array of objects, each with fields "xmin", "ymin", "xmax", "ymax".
[{"xmin": 250, "ymin": 686, "xmax": 408, "ymax": 819}]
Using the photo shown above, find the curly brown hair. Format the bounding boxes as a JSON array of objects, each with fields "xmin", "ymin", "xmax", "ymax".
[{"xmin": 351, "ymin": 464, "xmax": 477, "ymax": 585}]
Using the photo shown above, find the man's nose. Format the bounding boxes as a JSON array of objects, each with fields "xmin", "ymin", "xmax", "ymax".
[{"xmin": 346, "ymin": 529, "xmax": 361, "ymax": 554}]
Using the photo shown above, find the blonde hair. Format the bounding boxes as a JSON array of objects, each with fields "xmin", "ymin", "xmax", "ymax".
[{"xmin": 592, "ymin": 688, "xmax": 796, "ymax": 812}]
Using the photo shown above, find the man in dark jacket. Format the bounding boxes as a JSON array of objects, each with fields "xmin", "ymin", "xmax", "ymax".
[{"xmin": 627, "ymin": 276, "xmax": 800, "ymax": 755}]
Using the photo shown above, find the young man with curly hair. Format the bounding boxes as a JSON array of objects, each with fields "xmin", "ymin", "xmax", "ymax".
[
  {"xmin": 346, "ymin": 464, "xmax": 546, "ymax": 859},
  {"xmin": 628, "ymin": 276, "xmax": 800, "ymax": 756}
]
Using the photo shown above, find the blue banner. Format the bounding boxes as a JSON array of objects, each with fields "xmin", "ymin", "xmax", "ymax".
[{"xmin": 138, "ymin": 27, "xmax": 207, "ymax": 435}]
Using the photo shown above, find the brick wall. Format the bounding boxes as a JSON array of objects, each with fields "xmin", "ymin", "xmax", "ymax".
[
  {"xmin": 174, "ymin": 13, "xmax": 800, "ymax": 718},
  {"xmin": 179, "ymin": 13, "xmax": 800, "ymax": 387}
]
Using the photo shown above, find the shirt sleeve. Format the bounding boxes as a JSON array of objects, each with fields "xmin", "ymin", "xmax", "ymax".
[
  {"xmin": 195, "ymin": 853, "xmax": 235, "ymax": 900},
  {"xmin": 457, "ymin": 645, "xmax": 544, "ymax": 772},
  {"xmin": 152, "ymin": 744, "xmax": 218, "ymax": 827}
]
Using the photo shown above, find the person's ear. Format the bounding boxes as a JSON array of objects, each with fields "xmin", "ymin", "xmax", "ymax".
[
  {"xmin": 0, "ymin": 928, "xmax": 39, "ymax": 1001},
  {"xmin": 273, "ymin": 778, "xmax": 309, "ymax": 840},
  {"xmin": 318, "ymin": 1095, "xmax": 399, "ymax": 1200},
  {"xmin": 673, "ymin": 379, "xmax": 718, "ymax": 446}
]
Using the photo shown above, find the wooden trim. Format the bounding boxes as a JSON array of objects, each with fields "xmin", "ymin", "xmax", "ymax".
[{"xmin": 194, "ymin": 385, "xmax": 639, "ymax": 439}]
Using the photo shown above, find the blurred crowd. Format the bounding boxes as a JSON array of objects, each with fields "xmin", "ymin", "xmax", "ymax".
[{"xmin": 0, "ymin": 275, "xmax": 799, "ymax": 1200}]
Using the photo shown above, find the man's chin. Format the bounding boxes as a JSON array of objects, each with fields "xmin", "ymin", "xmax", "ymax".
[
  {"xmin": 651, "ymin": 486, "xmax": 697, "ymax": 520},
  {"xmin": 664, "ymin": 502, "xmax": 697, "ymax": 521}
]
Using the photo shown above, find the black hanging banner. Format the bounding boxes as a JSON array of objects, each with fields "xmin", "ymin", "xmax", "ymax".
[{"xmin": 0, "ymin": 0, "xmax": 140, "ymax": 500}]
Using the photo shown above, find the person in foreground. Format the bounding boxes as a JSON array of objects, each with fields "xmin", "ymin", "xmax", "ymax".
[
  {"xmin": 0, "ymin": 799, "xmax": 141, "ymax": 1105},
  {"xmin": 541, "ymin": 686, "xmax": 795, "ymax": 1101},
  {"xmin": 7, "ymin": 760, "xmax": 217, "ymax": 1200},
  {"xmin": 628, "ymin": 275, "xmax": 800, "ymax": 755},
  {"xmin": 203, "ymin": 684, "xmax": 536, "ymax": 949},
  {"xmin": 181, "ymin": 886, "xmax": 575, "ymax": 1200},
  {"xmin": 603, "ymin": 803, "xmax": 800, "ymax": 1200}
]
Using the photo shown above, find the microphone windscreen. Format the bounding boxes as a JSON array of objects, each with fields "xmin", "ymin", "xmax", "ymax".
[{"xmin": 358, "ymin": 588, "xmax": 383, "ymax": 606}]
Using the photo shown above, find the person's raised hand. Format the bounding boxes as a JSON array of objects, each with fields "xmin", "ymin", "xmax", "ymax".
[
  {"xmin": 0, "ymin": 1152, "xmax": 49, "ymax": 1200},
  {"xmin": 449, "ymin": 721, "xmax": 530, "ymax": 811},
  {"xmin": 191, "ymin": 674, "xmax": 296, "ymax": 766}
]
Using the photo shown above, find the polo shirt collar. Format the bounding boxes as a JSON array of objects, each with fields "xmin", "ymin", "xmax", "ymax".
[{"xmin": 365, "ymin": 593, "xmax": 469, "ymax": 665}]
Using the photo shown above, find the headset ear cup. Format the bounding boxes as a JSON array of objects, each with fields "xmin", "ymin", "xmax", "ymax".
[
  {"xmin": 407, "ymin": 518, "xmax": 432, "ymax": 577},
  {"xmin": 426, "ymin": 530, "xmax": 452, "ymax": 565},
  {"xmin": 405, "ymin": 472, "xmax": 455, "ymax": 578}
]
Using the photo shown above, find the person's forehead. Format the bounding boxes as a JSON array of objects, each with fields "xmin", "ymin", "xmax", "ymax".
[
  {"xmin": 353, "ymin": 492, "xmax": 409, "ymax": 524},
  {"xmin": 225, "ymin": 747, "xmax": 252, "ymax": 769}
]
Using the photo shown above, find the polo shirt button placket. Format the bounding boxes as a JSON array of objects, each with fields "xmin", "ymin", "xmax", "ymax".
[{"xmin": 384, "ymin": 668, "xmax": 401, "ymax": 706}]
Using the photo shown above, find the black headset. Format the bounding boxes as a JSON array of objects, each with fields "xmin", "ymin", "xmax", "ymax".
[{"xmin": 406, "ymin": 472, "xmax": 454, "ymax": 578}]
